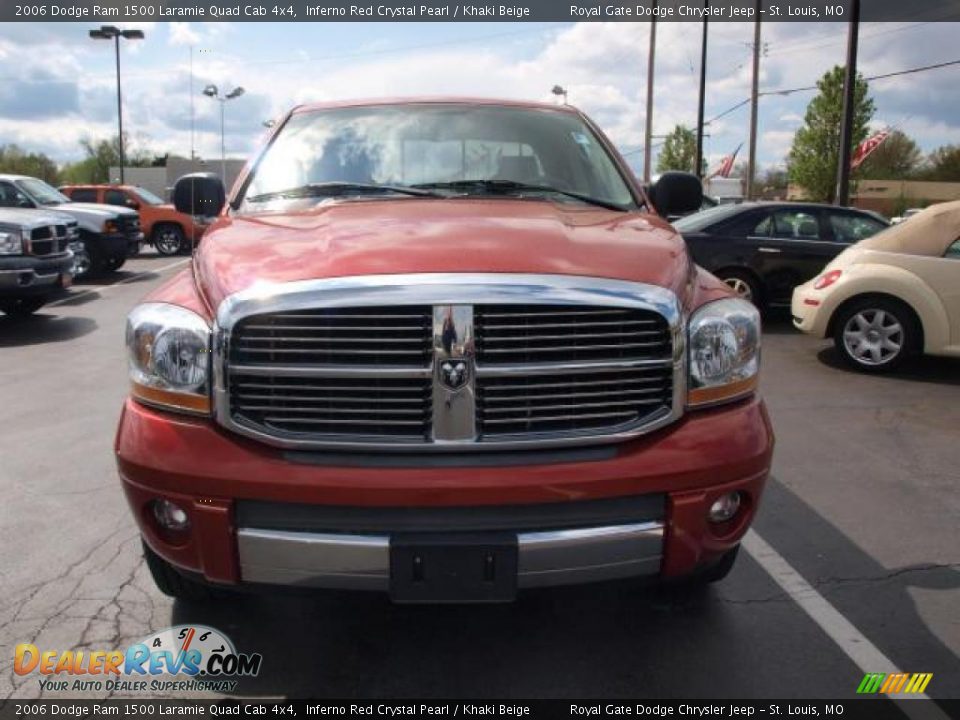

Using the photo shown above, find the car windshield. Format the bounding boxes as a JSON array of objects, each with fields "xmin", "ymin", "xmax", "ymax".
[
  {"xmin": 240, "ymin": 104, "xmax": 636, "ymax": 211},
  {"xmin": 132, "ymin": 187, "xmax": 165, "ymax": 205},
  {"xmin": 16, "ymin": 178, "xmax": 70, "ymax": 206},
  {"xmin": 672, "ymin": 203, "xmax": 745, "ymax": 232}
]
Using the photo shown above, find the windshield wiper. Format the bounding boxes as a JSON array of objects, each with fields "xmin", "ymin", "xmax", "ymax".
[
  {"xmin": 246, "ymin": 181, "xmax": 443, "ymax": 203},
  {"xmin": 410, "ymin": 179, "xmax": 628, "ymax": 212}
]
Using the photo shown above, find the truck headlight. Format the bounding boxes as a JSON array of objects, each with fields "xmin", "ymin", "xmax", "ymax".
[
  {"xmin": 0, "ymin": 230, "xmax": 25, "ymax": 255},
  {"xmin": 104, "ymin": 219, "xmax": 119, "ymax": 234},
  {"xmin": 126, "ymin": 303, "xmax": 211, "ymax": 415},
  {"xmin": 687, "ymin": 298, "xmax": 760, "ymax": 407}
]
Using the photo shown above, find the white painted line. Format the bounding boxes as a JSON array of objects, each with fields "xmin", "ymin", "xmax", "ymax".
[
  {"xmin": 743, "ymin": 530, "xmax": 948, "ymax": 720},
  {"xmin": 48, "ymin": 258, "xmax": 189, "ymax": 308}
]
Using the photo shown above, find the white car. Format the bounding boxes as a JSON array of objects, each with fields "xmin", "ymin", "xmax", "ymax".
[
  {"xmin": 0, "ymin": 175, "xmax": 142, "ymax": 278},
  {"xmin": 792, "ymin": 201, "xmax": 960, "ymax": 371}
]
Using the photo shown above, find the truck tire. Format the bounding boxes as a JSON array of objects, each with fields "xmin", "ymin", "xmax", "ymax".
[
  {"xmin": 0, "ymin": 297, "xmax": 47, "ymax": 317},
  {"xmin": 77, "ymin": 235, "xmax": 107, "ymax": 279},
  {"xmin": 152, "ymin": 224, "xmax": 185, "ymax": 256},
  {"xmin": 106, "ymin": 256, "xmax": 127, "ymax": 271},
  {"xmin": 143, "ymin": 542, "xmax": 219, "ymax": 602}
]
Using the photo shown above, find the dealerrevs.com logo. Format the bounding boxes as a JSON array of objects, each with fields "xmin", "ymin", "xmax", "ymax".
[{"xmin": 14, "ymin": 625, "xmax": 262, "ymax": 693}]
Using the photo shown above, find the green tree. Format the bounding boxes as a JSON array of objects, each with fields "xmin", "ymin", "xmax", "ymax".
[
  {"xmin": 857, "ymin": 130, "xmax": 922, "ymax": 180},
  {"xmin": 59, "ymin": 135, "xmax": 155, "ymax": 184},
  {"xmin": 656, "ymin": 125, "xmax": 698, "ymax": 174},
  {"xmin": 0, "ymin": 144, "xmax": 59, "ymax": 183},
  {"xmin": 921, "ymin": 145, "xmax": 960, "ymax": 181},
  {"xmin": 788, "ymin": 66, "xmax": 875, "ymax": 202}
]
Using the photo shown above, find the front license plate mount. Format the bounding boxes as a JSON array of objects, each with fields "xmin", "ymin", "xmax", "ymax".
[{"xmin": 390, "ymin": 533, "xmax": 518, "ymax": 604}]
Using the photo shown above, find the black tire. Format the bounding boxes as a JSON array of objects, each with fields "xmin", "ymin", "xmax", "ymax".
[
  {"xmin": 0, "ymin": 297, "xmax": 47, "ymax": 317},
  {"xmin": 105, "ymin": 255, "xmax": 126, "ymax": 271},
  {"xmin": 700, "ymin": 544, "xmax": 740, "ymax": 584},
  {"xmin": 152, "ymin": 224, "xmax": 185, "ymax": 256},
  {"xmin": 77, "ymin": 236, "xmax": 107, "ymax": 279},
  {"xmin": 143, "ymin": 541, "xmax": 218, "ymax": 602},
  {"xmin": 717, "ymin": 268, "xmax": 763, "ymax": 307},
  {"xmin": 833, "ymin": 296, "xmax": 917, "ymax": 373}
]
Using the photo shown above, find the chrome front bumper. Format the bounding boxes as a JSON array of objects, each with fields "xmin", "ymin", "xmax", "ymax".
[{"xmin": 237, "ymin": 522, "xmax": 664, "ymax": 591}]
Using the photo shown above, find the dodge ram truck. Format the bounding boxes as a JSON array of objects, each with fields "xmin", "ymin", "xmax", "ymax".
[
  {"xmin": 0, "ymin": 208, "xmax": 76, "ymax": 316},
  {"xmin": 0, "ymin": 174, "xmax": 142, "ymax": 278},
  {"xmin": 116, "ymin": 98, "xmax": 774, "ymax": 603}
]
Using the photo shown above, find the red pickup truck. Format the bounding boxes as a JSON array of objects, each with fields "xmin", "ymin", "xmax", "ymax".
[{"xmin": 116, "ymin": 99, "xmax": 773, "ymax": 603}]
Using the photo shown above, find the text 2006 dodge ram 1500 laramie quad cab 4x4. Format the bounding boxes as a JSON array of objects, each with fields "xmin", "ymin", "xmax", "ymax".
[{"xmin": 116, "ymin": 99, "xmax": 774, "ymax": 603}]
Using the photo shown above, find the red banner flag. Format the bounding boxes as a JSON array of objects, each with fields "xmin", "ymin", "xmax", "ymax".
[{"xmin": 708, "ymin": 144, "xmax": 743, "ymax": 179}]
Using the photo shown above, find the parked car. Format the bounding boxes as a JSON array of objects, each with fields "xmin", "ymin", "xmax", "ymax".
[
  {"xmin": 891, "ymin": 208, "xmax": 922, "ymax": 224},
  {"xmin": 0, "ymin": 175, "xmax": 143, "ymax": 278},
  {"xmin": 116, "ymin": 99, "xmax": 773, "ymax": 603},
  {"xmin": 792, "ymin": 200, "xmax": 960, "ymax": 371},
  {"xmin": 0, "ymin": 208, "xmax": 77, "ymax": 316},
  {"xmin": 60, "ymin": 184, "xmax": 207, "ymax": 256},
  {"xmin": 674, "ymin": 202, "xmax": 889, "ymax": 308}
]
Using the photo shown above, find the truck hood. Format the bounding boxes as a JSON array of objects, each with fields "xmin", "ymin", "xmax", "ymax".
[
  {"xmin": 194, "ymin": 199, "xmax": 691, "ymax": 310},
  {"xmin": 43, "ymin": 202, "xmax": 131, "ymax": 222},
  {"xmin": 0, "ymin": 207, "xmax": 77, "ymax": 228}
]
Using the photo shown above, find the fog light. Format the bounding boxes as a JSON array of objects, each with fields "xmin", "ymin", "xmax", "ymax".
[
  {"xmin": 153, "ymin": 499, "xmax": 190, "ymax": 531},
  {"xmin": 708, "ymin": 492, "xmax": 741, "ymax": 523}
]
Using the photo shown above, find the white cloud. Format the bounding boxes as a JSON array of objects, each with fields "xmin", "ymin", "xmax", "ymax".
[{"xmin": 169, "ymin": 23, "xmax": 201, "ymax": 46}]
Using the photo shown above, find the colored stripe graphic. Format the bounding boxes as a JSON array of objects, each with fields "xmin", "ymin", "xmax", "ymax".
[{"xmin": 857, "ymin": 672, "xmax": 932, "ymax": 694}]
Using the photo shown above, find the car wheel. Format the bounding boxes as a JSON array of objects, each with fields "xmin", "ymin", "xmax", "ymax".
[
  {"xmin": 0, "ymin": 297, "xmax": 47, "ymax": 317},
  {"xmin": 834, "ymin": 297, "xmax": 915, "ymax": 372},
  {"xmin": 106, "ymin": 256, "xmax": 126, "ymax": 271},
  {"xmin": 699, "ymin": 544, "xmax": 740, "ymax": 583},
  {"xmin": 719, "ymin": 270, "xmax": 762, "ymax": 306},
  {"xmin": 72, "ymin": 242, "xmax": 93, "ymax": 279},
  {"xmin": 143, "ymin": 542, "xmax": 219, "ymax": 602},
  {"xmin": 153, "ymin": 224, "xmax": 185, "ymax": 256}
]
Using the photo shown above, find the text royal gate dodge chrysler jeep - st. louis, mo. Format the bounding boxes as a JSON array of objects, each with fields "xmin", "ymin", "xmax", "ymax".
[{"xmin": 116, "ymin": 99, "xmax": 774, "ymax": 603}]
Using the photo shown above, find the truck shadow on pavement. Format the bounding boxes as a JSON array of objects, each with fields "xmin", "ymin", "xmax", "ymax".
[
  {"xmin": 168, "ymin": 479, "xmax": 959, "ymax": 699},
  {"xmin": 0, "ymin": 314, "xmax": 96, "ymax": 346}
]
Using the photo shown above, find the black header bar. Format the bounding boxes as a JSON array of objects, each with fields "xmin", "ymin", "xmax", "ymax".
[{"xmin": 4, "ymin": 0, "xmax": 960, "ymax": 23}]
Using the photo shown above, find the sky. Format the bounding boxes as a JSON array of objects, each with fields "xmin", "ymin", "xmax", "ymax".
[{"xmin": 0, "ymin": 20, "xmax": 958, "ymax": 175}]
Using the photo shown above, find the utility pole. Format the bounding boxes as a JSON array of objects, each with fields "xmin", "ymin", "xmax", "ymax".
[
  {"xmin": 643, "ymin": 4, "xmax": 657, "ymax": 184},
  {"xmin": 835, "ymin": 0, "xmax": 861, "ymax": 206},
  {"xmin": 695, "ymin": 2, "xmax": 709, "ymax": 179},
  {"xmin": 745, "ymin": 3, "xmax": 761, "ymax": 199}
]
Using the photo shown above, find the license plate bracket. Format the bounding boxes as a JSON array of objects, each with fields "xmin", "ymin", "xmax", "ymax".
[{"xmin": 390, "ymin": 533, "xmax": 518, "ymax": 603}]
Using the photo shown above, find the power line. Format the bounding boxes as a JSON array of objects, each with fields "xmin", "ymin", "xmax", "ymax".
[{"xmin": 704, "ymin": 57, "xmax": 960, "ymax": 126}]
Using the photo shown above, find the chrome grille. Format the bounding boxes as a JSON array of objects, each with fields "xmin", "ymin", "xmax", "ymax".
[
  {"xmin": 27, "ymin": 225, "xmax": 70, "ymax": 257},
  {"xmin": 477, "ymin": 367, "xmax": 673, "ymax": 436},
  {"xmin": 232, "ymin": 307, "xmax": 433, "ymax": 366},
  {"xmin": 475, "ymin": 305, "xmax": 671, "ymax": 364},
  {"xmin": 229, "ymin": 375, "xmax": 431, "ymax": 439},
  {"xmin": 216, "ymin": 274, "xmax": 683, "ymax": 451}
]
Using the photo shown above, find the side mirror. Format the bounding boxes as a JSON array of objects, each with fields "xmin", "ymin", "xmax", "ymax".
[
  {"xmin": 125, "ymin": 198, "xmax": 140, "ymax": 210},
  {"xmin": 17, "ymin": 198, "xmax": 33, "ymax": 209},
  {"xmin": 173, "ymin": 173, "xmax": 225, "ymax": 218},
  {"xmin": 649, "ymin": 171, "xmax": 703, "ymax": 219}
]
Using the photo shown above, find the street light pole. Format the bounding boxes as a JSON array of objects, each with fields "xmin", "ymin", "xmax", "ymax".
[
  {"xmin": 643, "ymin": 7, "xmax": 657, "ymax": 184},
  {"xmin": 835, "ymin": 0, "xmax": 861, "ymax": 206},
  {"xmin": 203, "ymin": 84, "xmax": 245, "ymax": 185},
  {"xmin": 89, "ymin": 26, "xmax": 144, "ymax": 184},
  {"xmin": 695, "ymin": 2, "xmax": 709, "ymax": 179}
]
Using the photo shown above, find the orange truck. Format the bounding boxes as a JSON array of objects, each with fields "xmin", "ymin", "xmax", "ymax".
[{"xmin": 59, "ymin": 184, "xmax": 207, "ymax": 256}]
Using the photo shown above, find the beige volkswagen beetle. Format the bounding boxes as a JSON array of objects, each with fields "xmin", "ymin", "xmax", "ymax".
[{"xmin": 792, "ymin": 200, "xmax": 960, "ymax": 371}]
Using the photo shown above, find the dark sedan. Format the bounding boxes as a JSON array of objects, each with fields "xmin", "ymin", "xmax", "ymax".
[{"xmin": 674, "ymin": 202, "xmax": 889, "ymax": 307}]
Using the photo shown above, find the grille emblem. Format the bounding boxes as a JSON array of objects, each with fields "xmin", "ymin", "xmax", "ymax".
[{"xmin": 440, "ymin": 359, "xmax": 469, "ymax": 390}]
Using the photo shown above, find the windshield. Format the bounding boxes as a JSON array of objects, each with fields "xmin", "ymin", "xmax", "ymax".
[
  {"xmin": 132, "ymin": 187, "xmax": 165, "ymax": 205},
  {"xmin": 240, "ymin": 104, "xmax": 636, "ymax": 211},
  {"xmin": 672, "ymin": 203, "xmax": 745, "ymax": 232},
  {"xmin": 16, "ymin": 178, "xmax": 70, "ymax": 206}
]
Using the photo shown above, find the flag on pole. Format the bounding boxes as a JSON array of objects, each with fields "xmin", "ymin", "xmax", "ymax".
[
  {"xmin": 709, "ymin": 144, "xmax": 743, "ymax": 179},
  {"xmin": 851, "ymin": 129, "xmax": 891, "ymax": 170}
]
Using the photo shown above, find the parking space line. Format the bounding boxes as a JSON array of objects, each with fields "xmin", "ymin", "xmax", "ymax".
[
  {"xmin": 743, "ymin": 530, "xmax": 948, "ymax": 719},
  {"xmin": 47, "ymin": 258, "xmax": 190, "ymax": 308}
]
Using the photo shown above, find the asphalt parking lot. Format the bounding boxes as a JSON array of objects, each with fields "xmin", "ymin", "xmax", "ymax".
[{"xmin": 1, "ymin": 252, "xmax": 958, "ymax": 703}]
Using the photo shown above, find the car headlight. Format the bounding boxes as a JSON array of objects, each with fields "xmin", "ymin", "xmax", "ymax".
[
  {"xmin": 0, "ymin": 229, "xmax": 25, "ymax": 255},
  {"xmin": 126, "ymin": 303, "xmax": 212, "ymax": 414},
  {"xmin": 687, "ymin": 298, "xmax": 760, "ymax": 407}
]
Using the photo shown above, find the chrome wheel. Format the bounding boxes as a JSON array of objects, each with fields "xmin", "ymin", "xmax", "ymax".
[
  {"xmin": 724, "ymin": 277, "xmax": 754, "ymax": 302},
  {"xmin": 73, "ymin": 247, "xmax": 92, "ymax": 278},
  {"xmin": 842, "ymin": 309, "xmax": 903, "ymax": 366},
  {"xmin": 154, "ymin": 227, "xmax": 183, "ymax": 256}
]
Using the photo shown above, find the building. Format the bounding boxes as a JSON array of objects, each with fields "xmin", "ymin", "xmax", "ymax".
[
  {"xmin": 788, "ymin": 180, "xmax": 960, "ymax": 217},
  {"xmin": 108, "ymin": 156, "xmax": 247, "ymax": 201}
]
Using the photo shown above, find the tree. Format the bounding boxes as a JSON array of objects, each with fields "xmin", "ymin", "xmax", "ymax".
[
  {"xmin": 857, "ymin": 130, "xmax": 922, "ymax": 180},
  {"xmin": 921, "ymin": 145, "xmax": 960, "ymax": 182},
  {"xmin": 788, "ymin": 66, "xmax": 875, "ymax": 203},
  {"xmin": 656, "ymin": 125, "xmax": 698, "ymax": 174},
  {"xmin": 59, "ymin": 135, "xmax": 155, "ymax": 184},
  {"xmin": 757, "ymin": 167, "xmax": 789, "ymax": 199},
  {"xmin": 0, "ymin": 144, "xmax": 59, "ymax": 183}
]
